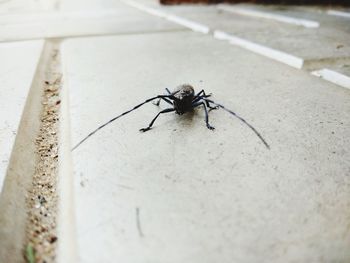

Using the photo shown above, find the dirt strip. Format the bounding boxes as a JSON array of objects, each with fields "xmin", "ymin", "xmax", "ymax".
[{"xmin": 24, "ymin": 46, "xmax": 61, "ymax": 263}]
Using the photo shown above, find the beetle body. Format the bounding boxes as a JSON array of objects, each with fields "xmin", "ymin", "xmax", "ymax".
[{"xmin": 172, "ymin": 84, "xmax": 195, "ymax": 115}]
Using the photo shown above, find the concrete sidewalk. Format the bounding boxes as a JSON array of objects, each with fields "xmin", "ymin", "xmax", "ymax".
[
  {"xmin": 66, "ymin": 31, "xmax": 350, "ymax": 263},
  {"xmin": 0, "ymin": 0, "xmax": 350, "ymax": 262}
]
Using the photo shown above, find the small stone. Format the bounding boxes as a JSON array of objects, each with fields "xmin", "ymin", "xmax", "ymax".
[{"xmin": 49, "ymin": 236, "xmax": 57, "ymax": 244}]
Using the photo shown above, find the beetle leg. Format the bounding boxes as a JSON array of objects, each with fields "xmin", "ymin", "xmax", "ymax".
[
  {"xmin": 192, "ymin": 101, "xmax": 215, "ymax": 130},
  {"xmin": 195, "ymin": 89, "xmax": 205, "ymax": 97},
  {"xmin": 208, "ymin": 105, "xmax": 219, "ymax": 111},
  {"xmin": 192, "ymin": 95, "xmax": 216, "ymax": 110},
  {"xmin": 153, "ymin": 88, "xmax": 175, "ymax": 106},
  {"xmin": 193, "ymin": 89, "xmax": 212, "ymax": 101},
  {"xmin": 153, "ymin": 99, "xmax": 160, "ymax": 106},
  {"xmin": 193, "ymin": 89, "xmax": 213, "ymax": 109},
  {"xmin": 140, "ymin": 108, "xmax": 175, "ymax": 132},
  {"xmin": 153, "ymin": 97, "xmax": 173, "ymax": 106}
]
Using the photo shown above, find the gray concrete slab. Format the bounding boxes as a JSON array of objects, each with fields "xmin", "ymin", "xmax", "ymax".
[
  {"xmin": 64, "ymin": 31, "xmax": 350, "ymax": 263},
  {"xmin": 0, "ymin": 1, "xmax": 184, "ymax": 42},
  {"xmin": 232, "ymin": 4, "xmax": 350, "ymax": 30},
  {"xmin": 0, "ymin": 40, "xmax": 44, "ymax": 191},
  {"xmin": 138, "ymin": 1, "xmax": 350, "ymax": 68},
  {"xmin": 329, "ymin": 63, "xmax": 350, "ymax": 77},
  {"xmin": 0, "ymin": 0, "xmax": 58, "ymax": 15},
  {"xmin": 60, "ymin": 0, "xmax": 135, "ymax": 12}
]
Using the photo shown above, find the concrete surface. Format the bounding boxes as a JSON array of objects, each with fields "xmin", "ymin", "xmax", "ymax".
[
  {"xmin": 217, "ymin": 5, "xmax": 320, "ymax": 28},
  {"xmin": 65, "ymin": 31, "xmax": 350, "ymax": 263},
  {"xmin": 0, "ymin": 0, "xmax": 58, "ymax": 15},
  {"xmin": 326, "ymin": 63, "xmax": 350, "ymax": 77},
  {"xmin": 0, "ymin": 40, "xmax": 47, "ymax": 263},
  {"xmin": 0, "ymin": 0, "xmax": 350, "ymax": 262},
  {"xmin": 138, "ymin": 0, "xmax": 350, "ymax": 69},
  {"xmin": 0, "ymin": 4, "xmax": 184, "ymax": 42},
  {"xmin": 0, "ymin": 40, "xmax": 44, "ymax": 191}
]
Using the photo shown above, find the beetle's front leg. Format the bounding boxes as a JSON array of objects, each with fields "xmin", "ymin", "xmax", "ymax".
[
  {"xmin": 193, "ymin": 96, "xmax": 218, "ymax": 111},
  {"xmin": 153, "ymin": 96, "xmax": 173, "ymax": 106},
  {"xmin": 192, "ymin": 101, "xmax": 215, "ymax": 130},
  {"xmin": 208, "ymin": 105, "xmax": 219, "ymax": 111},
  {"xmin": 140, "ymin": 108, "xmax": 175, "ymax": 132}
]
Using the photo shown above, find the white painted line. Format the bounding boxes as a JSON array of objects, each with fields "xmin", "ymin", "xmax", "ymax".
[
  {"xmin": 120, "ymin": 0, "xmax": 167, "ymax": 18},
  {"xmin": 214, "ymin": 30, "xmax": 304, "ymax": 69},
  {"xmin": 121, "ymin": 0, "xmax": 303, "ymax": 69},
  {"xmin": 311, "ymin": 68, "xmax": 350, "ymax": 89},
  {"xmin": 121, "ymin": 0, "xmax": 209, "ymax": 34},
  {"xmin": 218, "ymin": 5, "xmax": 319, "ymax": 28},
  {"xmin": 166, "ymin": 15, "xmax": 210, "ymax": 34},
  {"xmin": 327, "ymin": 10, "xmax": 350, "ymax": 19}
]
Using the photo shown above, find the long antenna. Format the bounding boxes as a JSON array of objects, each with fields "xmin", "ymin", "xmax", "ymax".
[
  {"xmin": 72, "ymin": 95, "xmax": 173, "ymax": 151},
  {"xmin": 205, "ymin": 99, "xmax": 270, "ymax": 149}
]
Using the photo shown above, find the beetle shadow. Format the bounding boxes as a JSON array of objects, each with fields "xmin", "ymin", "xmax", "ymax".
[{"xmin": 175, "ymin": 108, "xmax": 197, "ymax": 129}]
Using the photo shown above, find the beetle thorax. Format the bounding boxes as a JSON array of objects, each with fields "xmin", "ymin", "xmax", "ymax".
[{"xmin": 173, "ymin": 84, "xmax": 195, "ymax": 114}]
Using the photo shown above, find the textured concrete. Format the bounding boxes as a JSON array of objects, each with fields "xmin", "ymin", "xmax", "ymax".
[
  {"xmin": 0, "ymin": 40, "xmax": 47, "ymax": 263},
  {"xmin": 0, "ymin": 40, "xmax": 44, "ymax": 191},
  {"xmin": 64, "ymin": 31, "xmax": 350, "ymax": 263},
  {"xmin": 141, "ymin": 1, "xmax": 350, "ymax": 68},
  {"xmin": 329, "ymin": 63, "xmax": 350, "ymax": 77},
  {"xmin": 0, "ymin": 0, "xmax": 58, "ymax": 15},
  {"xmin": 0, "ymin": 4, "xmax": 184, "ymax": 42},
  {"xmin": 1, "ymin": 0, "xmax": 350, "ymax": 262}
]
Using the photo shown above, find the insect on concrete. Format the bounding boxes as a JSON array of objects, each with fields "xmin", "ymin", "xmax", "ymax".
[{"xmin": 72, "ymin": 84, "xmax": 270, "ymax": 150}]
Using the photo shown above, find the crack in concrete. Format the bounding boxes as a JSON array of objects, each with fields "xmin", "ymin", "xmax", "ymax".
[{"xmin": 136, "ymin": 207, "xmax": 144, "ymax": 238}]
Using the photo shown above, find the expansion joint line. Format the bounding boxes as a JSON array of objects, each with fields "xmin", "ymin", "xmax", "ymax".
[{"xmin": 24, "ymin": 41, "xmax": 62, "ymax": 263}]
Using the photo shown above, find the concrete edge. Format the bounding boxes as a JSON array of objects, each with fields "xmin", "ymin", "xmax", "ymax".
[
  {"xmin": 56, "ymin": 40, "xmax": 78, "ymax": 263},
  {"xmin": 0, "ymin": 39, "xmax": 46, "ymax": 263}
]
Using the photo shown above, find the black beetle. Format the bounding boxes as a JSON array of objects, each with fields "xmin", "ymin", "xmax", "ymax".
[{"xmin": 72, "ymin": 84, "xmax": 269, "ymax": 150}]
